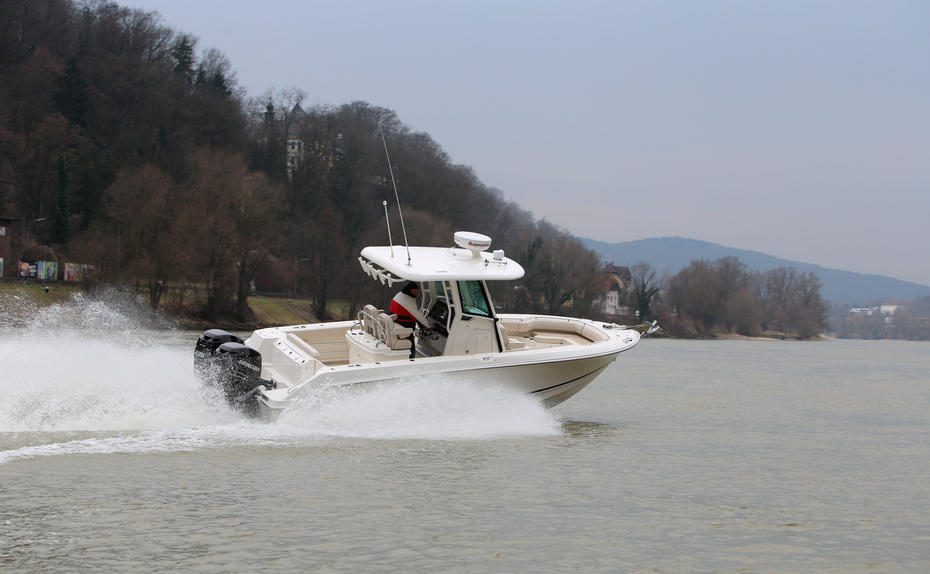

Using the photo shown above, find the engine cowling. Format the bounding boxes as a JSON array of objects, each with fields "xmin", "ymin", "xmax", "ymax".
[
  {"xmin": 194, "ymin": 329, "xmax": 272, "ymax": 417},
  {"xmin": 194, "ymin": 329, "xmax": 244, "ymax": 370}
]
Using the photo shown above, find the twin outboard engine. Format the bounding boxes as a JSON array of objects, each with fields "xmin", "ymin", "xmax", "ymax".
[
  {"xmin": 194, "ymin": 329, "xmax": 243, "ymax": 370},
  {"xmin": 194, "ymin": 329, "xmax": 274, "ymax": 417}
]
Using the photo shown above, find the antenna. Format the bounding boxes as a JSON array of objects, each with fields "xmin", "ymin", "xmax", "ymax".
[
  {"xmin": 378, "ymin": 119, "xmax": 412, "ymax": 266},
  {"xmin": 382, "ymin": 200, "xmax": 394, "ymax": 257}
]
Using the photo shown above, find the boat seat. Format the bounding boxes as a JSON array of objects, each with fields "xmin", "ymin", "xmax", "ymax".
[
  {"xmin": 378, "ymin": 313, "xmax": 413, "ymax": 350},
  {"xmin": 533, "ymin": 334, "xmax": 570, "ymax": 346},
  {"xmin": 498, "ymin": 323, "xmax": 526, "ymax": 350},
  {"xmin": 286, "ymin": 332, "xmax": 320, "ymax": 358},
  {"xmin": 361, "ymin": 304, "xmax": 381, "ymax": 336},
  {"xmin": 501, "ymin": 317, "xmax": 609, "ymax": 344}
]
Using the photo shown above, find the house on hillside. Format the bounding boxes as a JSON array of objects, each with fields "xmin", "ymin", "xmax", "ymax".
[
  {"xmin": 598, "ymin": 262, "xmax": 632, "ymax": 317},
  {"xmin": 848, "ymin": 302, "xmax": 907, "ymax": 324},
  {"xmin": 286, "ymin": 103, "xmax": 306, "ymax": 179},
  {"xmin": 880, "ymin": 301, "xmax": 906, "ymax": 316},
  {"xmin": 849, "ymin": 307, "xmax": 875, "ymax": 316}
]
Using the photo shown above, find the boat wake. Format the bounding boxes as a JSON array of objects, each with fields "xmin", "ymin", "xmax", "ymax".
[
  {"xmin": 1, "ymin": 295, "xmax": 560, "ymax": 465},
  {"xmin": 277, "ymin": 376, "xmax": 562, "ymax": 440}
]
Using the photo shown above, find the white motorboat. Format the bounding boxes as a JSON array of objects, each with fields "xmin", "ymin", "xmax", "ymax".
[{"xmin": 194, "ymin": 231, "xmax": 658, "ymax": 420}]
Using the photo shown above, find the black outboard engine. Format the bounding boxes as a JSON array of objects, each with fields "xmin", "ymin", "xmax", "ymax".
[
  {"xmin": 194, "ymin": 329, "xmax": 274, "ymax": 417},
  {"xmin": 194, "ymin": 329, "xmax": 244, "ymax": 372}
]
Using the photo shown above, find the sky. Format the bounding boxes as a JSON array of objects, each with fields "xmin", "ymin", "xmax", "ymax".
[{"xmin": 130, "ymin": 0, "xmax": 930, "ymax": 286}]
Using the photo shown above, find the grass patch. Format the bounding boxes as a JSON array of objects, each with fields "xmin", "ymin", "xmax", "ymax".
[
  {"xmin": 1, "ymin": 281, "xmax": 355, "ymax": 330},
  {"xmin": 0, "ymin": 281, "xmax": 82, "ymax": 306},
  {"xmin": 249, "ymin": 296, "xmax": 318, "ymax": 326}
]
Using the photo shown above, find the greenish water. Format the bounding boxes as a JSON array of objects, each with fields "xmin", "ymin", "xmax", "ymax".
[{"xmin": 1, "ymin": 326, "xmax": 928, "ymax": 573}]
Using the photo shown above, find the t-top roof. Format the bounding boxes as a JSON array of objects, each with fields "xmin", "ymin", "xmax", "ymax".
[{"xmin": 359, "ymin": 245, "xmax": 525, "ymax": 284}]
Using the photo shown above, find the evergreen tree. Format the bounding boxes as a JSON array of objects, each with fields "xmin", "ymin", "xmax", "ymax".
[
  {"xmin": 171, "ymin": 35, "xmax": 196, "ymax": 87},
  {"xmin": 53, "ymin": 58, "xmax": 88, "ymax": 127}
]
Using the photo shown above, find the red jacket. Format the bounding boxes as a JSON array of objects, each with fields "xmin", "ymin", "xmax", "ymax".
[
  {"xmin": 391, "ymin": 291, "xmax": 430, "ymax": 328},
  {"xmin": 390, "ymin": 298, "xmax": 416, "ymax": 327}
]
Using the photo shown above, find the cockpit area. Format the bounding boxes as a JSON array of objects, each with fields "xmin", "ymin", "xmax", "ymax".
[{"xmin": 346, "ymin": 278, "xmax": 502, "ymax": 363}]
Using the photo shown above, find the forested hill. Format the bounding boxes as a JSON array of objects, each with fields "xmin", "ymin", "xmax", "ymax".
[
  {"xmin": 0, "ymin": 0, "xmax": 606, "ymax": 322},
  {"xmin": 583, "ymin": 236, "xmax": 930, "ymax": 305}
]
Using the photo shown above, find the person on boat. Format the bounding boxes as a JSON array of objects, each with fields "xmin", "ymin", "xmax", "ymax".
[{"xmin": 390, "ymin": 281, "xmax": 433, "ymax": 358}]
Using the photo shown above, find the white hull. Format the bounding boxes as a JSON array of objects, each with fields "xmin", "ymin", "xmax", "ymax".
[{"xmin": 249, "ymin": 316, "xmax": 643, "ymax": 420}]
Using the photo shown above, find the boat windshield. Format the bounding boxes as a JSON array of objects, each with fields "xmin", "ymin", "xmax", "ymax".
[{"xmin": 457, "ymin": 280, "xmax": 492, "ymax": 318}]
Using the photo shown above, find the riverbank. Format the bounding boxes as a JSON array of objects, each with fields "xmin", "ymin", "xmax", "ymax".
[
  {"xmin": 714, "ymin": 331, "xmax": 832, "ymax": 342},
  {"xmin": 0, "ymin": 281, "xmax": 327, "ymax": 331},
  {"xmin": 1, "ymin": 281, "xmax": 832, "ymax": 340}
]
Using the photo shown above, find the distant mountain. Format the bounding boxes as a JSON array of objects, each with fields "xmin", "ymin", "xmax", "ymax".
[{"xmin": 582, "ymin": 236, "xmax": 930, "ymax": 305}]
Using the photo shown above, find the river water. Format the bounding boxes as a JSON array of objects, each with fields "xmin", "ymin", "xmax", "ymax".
[{"xmin": 1, "ymin": 301, "xmax": 929, "ymax": 573}]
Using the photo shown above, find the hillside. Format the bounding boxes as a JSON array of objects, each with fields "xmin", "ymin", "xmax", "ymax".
[
  {"xmin": 583, "ymin": 236, "xmax": 930, "ymax": 305},
  {"xmin": 0, "ymin": 2, "xmax": 604, "ymax": 324}
]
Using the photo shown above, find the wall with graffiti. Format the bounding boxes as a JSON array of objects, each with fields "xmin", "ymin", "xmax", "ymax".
[{"xmin": 14, "ymin": 260, "xmax": 96, "ymax": 282}]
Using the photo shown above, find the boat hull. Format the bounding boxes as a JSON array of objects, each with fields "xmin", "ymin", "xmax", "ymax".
[{"xmin": 254, "ymin": 331, "xmax": 640, "ymax": 420}]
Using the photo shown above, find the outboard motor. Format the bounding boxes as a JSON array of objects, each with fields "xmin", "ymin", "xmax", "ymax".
[
  {"xmin": 194, "ymin": 329, "xmax": 274, "ymax": 417},
  {"xmin": 214, "ymin": 342, "xmax": 267, "ymax": 415},
  {"xmin": 194, "ymin": 329, "xmax": 244, "ymax": 373}
]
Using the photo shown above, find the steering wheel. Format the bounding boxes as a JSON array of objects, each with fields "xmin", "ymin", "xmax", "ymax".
[{"xmin": 426, "ymin": 300, "xmax": 449, "ymax": 336}]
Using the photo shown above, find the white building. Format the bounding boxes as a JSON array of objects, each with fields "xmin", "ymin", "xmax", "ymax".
[
  {"xmin": 849, "ymin": 307, "xmax": 875, "ymax": 316},
  {"xmin": 880, "ymin": 304, "xmax": 901, "ymax": 316},
  {"xmin": 286, "ymin": 136, "xmax": 303, "ymax": 178},
  {"xmin": 598, "ymin": 263, "xmax": 631, "ymax": 317}
]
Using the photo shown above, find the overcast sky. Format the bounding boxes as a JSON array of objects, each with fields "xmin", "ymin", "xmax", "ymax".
[{"xmin": 130, "ymin": 0, "xmax": 930, "ymax": 285}]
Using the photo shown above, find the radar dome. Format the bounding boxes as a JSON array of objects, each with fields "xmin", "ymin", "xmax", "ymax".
[{"xmin": 454, "ymin": 231, "xmax": 492, "ymax": 255}]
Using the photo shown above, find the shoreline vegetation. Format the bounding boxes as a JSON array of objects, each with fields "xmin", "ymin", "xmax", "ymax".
[
  {"xmin": 1, "ymin": 281, "xmax": 828, "ymax": 341},
  {"xmin": 0, "ymin": 281, "xmax": 320, "ymax": 332}
]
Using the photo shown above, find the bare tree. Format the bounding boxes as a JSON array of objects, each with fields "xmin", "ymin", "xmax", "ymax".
[
  {"xmin": 105, "ymin": 163, "xmax": 181, "ymax": 309},
  {"xmin": 629, "ymin": 261, "xmax": 660, "ymax": 322},
  {"xmin": 727, "ymin": 287, "xmax": 763, "ymax": 336},
  {"xmin": 667, "ymin": 260, "xmax": 722, "ymax": 331},
  {"xmin": 792, "ymin": 271, "xmax": 827, "ymax": 338}
]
